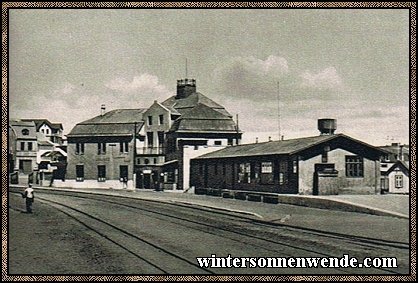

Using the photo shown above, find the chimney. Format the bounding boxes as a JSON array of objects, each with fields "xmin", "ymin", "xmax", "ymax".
[
  {"xmin": 399, "ymin": 145, "xmax": 404, "ymax": 161},
  {"xmin": 318, "ymin": 118, "xmax": 337, "ymax": 135},
  {"xmin": 255, "ymin": 137, "xmax": 258, "ymax": 144},
  {"xmin": 100, "ymin": 104, "xmax": 106, "ymax": 116},
  {"xmin": 268, "ymin": 136, "xmax": 272, "ymax": 142},
  {"xmin": 176, "ymin": 78, "xmax": 196, "ymax": 99},
  {"xmin": 281, "ymin": 135, "xmax": 284, "ymax": 141}
]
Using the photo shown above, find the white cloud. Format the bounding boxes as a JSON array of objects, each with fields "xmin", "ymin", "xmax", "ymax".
[
  {"xmin": 105, "ymin": 73, "xmax": 170, "ymax": 95},
  {"xmin": 300, "ymin": 67, "xmax": 343, "ymax": 90}
]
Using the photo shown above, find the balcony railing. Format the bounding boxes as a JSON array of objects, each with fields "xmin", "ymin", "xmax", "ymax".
[{"xmin": 137, "ymin": 147, "xmax": 165, "ymax": 155}]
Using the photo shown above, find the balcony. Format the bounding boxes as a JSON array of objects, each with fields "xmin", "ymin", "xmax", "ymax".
[{"xmin": 137, "ymin": 147, "xmax": 165, "ymax": 155}]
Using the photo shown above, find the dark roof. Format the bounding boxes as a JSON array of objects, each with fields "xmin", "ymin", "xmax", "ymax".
[
  {"xmin": 195, "ymin": 134, "xmax": 385, "ymax": 160},
  {"xmin": 67, "ymin": 109, "xmax": 146, "ymax": 137},
  {"xmin": 386, "ymin": 160, "xmax": 410, "ymax": 176},
  {"xmin": 21, "ymin": 119, "xmax": 63, "ymax": 131},
  {"xmin": 162, "ymin": 92, "xmax": 232, "ymax": 117},
  {"xmin": 169, "ymin": 103, "xmax": 239, "ymax": 133}
]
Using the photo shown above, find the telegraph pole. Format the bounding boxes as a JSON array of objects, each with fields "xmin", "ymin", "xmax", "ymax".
[
  {"xmin": 132, "ymin": 122, "xmax": 137, "ymax": 190},
  {"xmin": 277, "ymin": 81, "xmax": 281, "ymax": 140}
]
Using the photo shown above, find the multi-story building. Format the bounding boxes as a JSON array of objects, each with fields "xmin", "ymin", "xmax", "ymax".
[
  {"xmin": 22, "ymin": 119, "xmax": 64, "ymax": 145},
  {"xmin": 135, "ymin": 78, "xmax": 242, "ymax": 190},
  {"xmin": 62, "ymin": 108, "xmax": 145, "ymax": 189},
  {"xmin": 9, "ymin": 119, "xmax": 38, "ymax": 184}
]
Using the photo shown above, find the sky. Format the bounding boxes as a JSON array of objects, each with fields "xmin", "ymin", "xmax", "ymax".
[{"xmin": 9, "ymin": 9, "xmax": 410, "ymax": 146}]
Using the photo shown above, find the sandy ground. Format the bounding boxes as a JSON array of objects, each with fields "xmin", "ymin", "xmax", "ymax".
[{"xmin": 8, "ymin": 194, "xmax": 143, "ymax": 274}]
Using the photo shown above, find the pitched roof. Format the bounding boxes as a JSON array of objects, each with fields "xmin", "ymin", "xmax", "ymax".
[
  {"xmin": 386, "ymin": 160, "xmax": 410, "ymax": 176},
  {"xmin": 162, "ymin": 92, "xmax": 232, "ymax": 117},
  {"xmin": 67, "ymin": 109, "xmax": 146, "ymax": 137},
  {"xmin": 169, "ymin": 103, "xmax": 239, "ymax": 133},
  {"xmin": 21, "ymin": 119, "xmax": 63, "ymax": 131},
  {"xmin": 195, "ymin": 134, "xmax": 385, "ymax": 159}
]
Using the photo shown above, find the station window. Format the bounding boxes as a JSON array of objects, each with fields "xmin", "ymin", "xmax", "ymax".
[
  {"xmin": 98, "ymin": 165, "xmax": 106, "ymax": 182},
  {"xmin": 76, "ymin": 165, "xmax": 84, "ymax": 182},
  {"xmin": 238, "ymin": 163, "xmax": 251, "ymax": 183},
  {"xmin": 345, "ymin": 156, "xmax": 364, "ymax": 177},
  {"xmin": 159, "ymin": 114, "xmax": 164, "ymax": 125},
  {"xmin": 261, "ymin": 162, "xmax": 273, "ymax": 173}
]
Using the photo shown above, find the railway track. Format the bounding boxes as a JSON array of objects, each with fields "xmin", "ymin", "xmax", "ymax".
[{"xmin": 9, "ymin": 189, "xmax": 410, "ymax": 275}]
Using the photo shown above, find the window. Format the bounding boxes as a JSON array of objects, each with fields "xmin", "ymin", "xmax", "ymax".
[
  {"xmin": 148, "ymin": 116, "xmax": 153, "ymax": 126},
  {"xmin": 293, "ymin": 160, "xmax": 298, "ymax": 174},
  {"xmin": 20, "ymin": 142, "xmax": 25, "ymax": 151},
  {"xmin": 345, "ymin": 156, "xmax": 364, "ymax": 177},
  {"xmin": 28, "ymin": 142, "xmax": 33, "ymax": 151},
  {"xmin": 395, "ymin": 175, "xmax": 403, "ymax": 188},
  {"xmin": 214, "ymin": 140, "xmax": 222, "ymax": 146},
  {"xmin": 21, "ymin": 129, "xmax": 29, "ymax": 135},
  {"xmin": 98, "ymin": 165, "xmax": 106, "ymax": 182},
  {"xmin": 261, "ymin": 162, "xmax": 273, "ymax": 173},
  {"xmin": 279, "ymin": 172, "xmax": 285, "ymax": 185},
  {"xmin": 98, "ymin": 143, "xmax": 106, "ymax": 155},
  {"xmin": 147, "ymin": 132, "xmax": 154, "ymax": 148},
  {"xmin": 120, "ymin": 142, "xmax": 129, "ymax": 153},
  {"xmin": 154, "ymin": 158, "xmax": 157, "ymax": 164},
  {"xmin": 76, "ymin": 165, "xmax": 84, "ymax": 182},
  {"xmin": 227, "ymin": 138, "xmax": 233, "ymax": 146},
  {"xmin": 380, "ymin": 177, "xmax": 389, "ymax": 190},
  {"xmin": 120, "ymin": 165, "xmax": 128, "ymax": 180},
  {"xmin": 157, "ymin": 131, "xmax": 164, "ymax": 149},
  {"xmin": 238, "ymin": 163, "xmax": 251, "ymax": 183},
  {"xmin": 76, "ymin": 143, "xmax": 84, "ymax": 155},
  {"xmin": 260, "ymin": 162, "xmax": 274, "ymax": 184},
  {"xmin": 159, "ymin": 114, "xmax": 164, "ymax": 125}
]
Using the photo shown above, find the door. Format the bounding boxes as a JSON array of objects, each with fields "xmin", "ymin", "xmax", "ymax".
[
  {"xmin": 19, "ymin": 160, "xmax": 32, "ymax": 174},
  {"xmin": 143, "ymin": 173, "xmax": 151, "ymax": 189}
]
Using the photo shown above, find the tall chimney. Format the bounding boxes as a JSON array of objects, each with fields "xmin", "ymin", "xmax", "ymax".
[
  {"xmin": 399, "ymin": 145, "xmax": 404, "ymax": 161},
  {"xmin": 101, "ymin": 104, "xmax": 106, "ymax": 116},
  {"xmin": 176, "ymin": 78, "xmax": 196, "ymax": 99}
]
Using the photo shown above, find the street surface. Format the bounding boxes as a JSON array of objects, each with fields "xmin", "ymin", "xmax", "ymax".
[{"xmin": 8, "ymin": 190, "xmax": 410, "ymax": 275}]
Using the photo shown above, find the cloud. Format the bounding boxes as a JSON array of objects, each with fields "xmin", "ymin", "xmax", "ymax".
[
  {"xmin": 300, "ymin": 67, "xmax": 343, "ymax": 91},
  {"xmin": 105, "ymin": 73, "xmax": 170, "ymax": 95}
]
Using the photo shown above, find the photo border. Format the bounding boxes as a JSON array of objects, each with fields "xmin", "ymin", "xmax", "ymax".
[{"xmin": 2, "ymin": 1, "xmax": 416, "ymax": 281}]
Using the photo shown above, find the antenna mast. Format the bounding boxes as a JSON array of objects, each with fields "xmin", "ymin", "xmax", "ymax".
[
  {"xmin": 185, "ymin": 58, "xmax": 188, "ymax": 78},
  {"xmin": 277, "ymin": 81, "xmax": 281, "ymax": 139}
]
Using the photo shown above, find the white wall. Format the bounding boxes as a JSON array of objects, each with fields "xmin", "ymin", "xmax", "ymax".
[
  {"xmin": 388, "ymin": 171, "xmax": 409, "ymax": 194},
  {"xmin": 53, "ymin": 179, "xmax": 134, "ymax": 190},
  {"xmin": 298, "ymin": 148, "xmax": 379, "ymax": 195},
  {"xmin": 182, "ymin": 142, "xmax": 228, "ymax": 190}
]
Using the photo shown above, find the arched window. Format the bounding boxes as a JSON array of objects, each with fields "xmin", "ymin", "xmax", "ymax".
[{"xmin": 21, "ymin": 129, "xmax": 29, "ymax": 135}]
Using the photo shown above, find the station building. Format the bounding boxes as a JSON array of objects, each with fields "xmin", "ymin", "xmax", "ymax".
[{"xmin": 190, "ymin": 119, "xmax": 388, "ymax": 195}]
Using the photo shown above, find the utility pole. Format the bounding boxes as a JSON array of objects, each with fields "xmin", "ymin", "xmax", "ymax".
[
  {"xmin": 277, "ymin": 81, "xmax": 281, "ymax": 140},
  {"xmin": 133, "ymin": 122, "xmax": 137, "ymax": 190}
]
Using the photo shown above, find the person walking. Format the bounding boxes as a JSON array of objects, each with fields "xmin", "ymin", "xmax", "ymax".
[
  {"xmin": 122, "ymin": 176, "xmax": 128, "ymax": 189},
  {"xmin": 22, "ymin": 183, "xmax": 35, "ymax": 213}
]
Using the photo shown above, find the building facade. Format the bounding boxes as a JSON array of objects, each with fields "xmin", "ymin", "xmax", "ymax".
[
  {"xmin": 61, "ymin": 109, "xmax": 145, "ymax": 189},
  {"xmin": 190, "ymin": 120, "xmax": 386, "ymax": 195},
  {"xmin": 135, "ymin": 78, "xmax": 242, "ymax": 190},
  {"xmin": 9, "ymin": 119, "xmax": 38, "ymax": 175}
]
